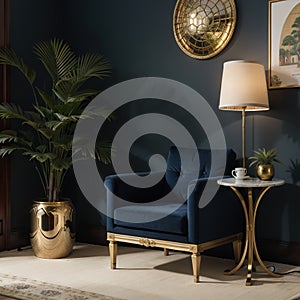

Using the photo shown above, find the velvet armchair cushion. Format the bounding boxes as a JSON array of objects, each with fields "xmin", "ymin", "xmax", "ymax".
[{"xmin": 114, "ymin": 204, "xmax": 187, "ymax": 235}]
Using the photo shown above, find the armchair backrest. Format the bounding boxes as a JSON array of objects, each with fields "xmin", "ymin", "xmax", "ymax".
[{"xmin": 165, "ymin": 147, "xmax": 237, "ymax": 196}]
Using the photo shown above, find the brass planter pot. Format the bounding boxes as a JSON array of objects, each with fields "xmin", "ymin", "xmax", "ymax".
[
  {"xmin": 256, "ymin": 164, "xmax": 274, "ymax": 181},
  {"xmin": 30, "ymin": 200, "xmax": 75, "ymax": 259}
]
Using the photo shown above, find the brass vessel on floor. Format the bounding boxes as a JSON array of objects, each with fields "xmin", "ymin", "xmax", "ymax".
[{"xmin": 30, "ymin": 200, "xmax": 75, "ymax": 259}]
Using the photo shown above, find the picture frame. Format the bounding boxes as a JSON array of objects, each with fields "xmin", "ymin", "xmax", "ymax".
[{"xmin": 268, "ymin": 0, "xmax": 300, "ymax": 89}]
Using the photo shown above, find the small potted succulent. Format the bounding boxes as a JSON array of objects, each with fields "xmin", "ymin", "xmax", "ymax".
[{"xmin": 249, "ymin": 148, "xmax": 281, "ymax": 180}]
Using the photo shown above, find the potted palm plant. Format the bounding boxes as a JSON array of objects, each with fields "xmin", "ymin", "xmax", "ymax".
[
  {"xmin": 0, "ymin": 38, "xmax": 112, "ymax": 258},
  {"xmin": 249, "ymin": 147, "xmax": 281, "ymax": 180}
]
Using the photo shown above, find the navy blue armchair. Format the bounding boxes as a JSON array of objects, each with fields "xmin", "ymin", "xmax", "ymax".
[{"xmin": 105, "ymin": 147, "xmax": 244, "ymax": 282}]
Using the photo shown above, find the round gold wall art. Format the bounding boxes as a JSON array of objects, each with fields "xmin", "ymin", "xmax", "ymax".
[{"xmin": 173, "ymin": 0, "xmax": 237, "ymax": 59}]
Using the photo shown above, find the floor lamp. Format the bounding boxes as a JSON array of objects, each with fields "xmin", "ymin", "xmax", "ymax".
[{"xmin": 218, "ymin": 60, "xmax": 269, "ymax": 168}]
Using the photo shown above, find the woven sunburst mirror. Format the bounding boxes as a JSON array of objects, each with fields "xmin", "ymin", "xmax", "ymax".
[{"xmin": 173, "ymin": 0, "xmax": 237, "ymax": 59}]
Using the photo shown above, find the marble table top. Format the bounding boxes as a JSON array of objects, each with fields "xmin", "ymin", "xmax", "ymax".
[{"xmin": 217, "ymin": 177, "xmax": 285, "ymax": 188}]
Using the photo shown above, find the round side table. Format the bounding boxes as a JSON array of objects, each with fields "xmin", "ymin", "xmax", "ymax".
[{"xmin": 217, "ymin": 177, "xmax": 285, "ymax": 286}]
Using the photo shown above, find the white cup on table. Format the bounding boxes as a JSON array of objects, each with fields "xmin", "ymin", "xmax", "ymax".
[{"xmin": 232, "ymin": 167, "xmax": 247, "ymax": 179}]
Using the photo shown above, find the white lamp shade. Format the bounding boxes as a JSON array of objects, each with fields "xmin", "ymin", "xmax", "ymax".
[{"xmin": 219, "ymin": 60, "xmax": 269, "ymax": 111}]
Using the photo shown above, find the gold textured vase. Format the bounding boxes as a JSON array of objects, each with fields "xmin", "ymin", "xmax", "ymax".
[
  {"xmin": 256, "ymin": 164, "xmax": 274, "ymax": 181},
  {"xmin": 30, "ymin": 200, "xmax": 75, "ymax": 259}
]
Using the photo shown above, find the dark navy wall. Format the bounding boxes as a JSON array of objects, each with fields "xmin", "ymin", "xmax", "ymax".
[
  {"xmin": 8, "ymin": 1, "xmax": 300, "ymax": 248},
  {"xmin": 9, "ymin": 0, "xmax": 64, "ymax": 237},
  {"xmin": 61, "ymin": 0, "xmax": 300, "ymax": 245}
]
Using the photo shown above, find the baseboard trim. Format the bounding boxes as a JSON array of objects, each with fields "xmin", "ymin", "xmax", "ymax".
[{"xmin": 256, "ymin": 239, "xmax": 300, "ymax": 266}]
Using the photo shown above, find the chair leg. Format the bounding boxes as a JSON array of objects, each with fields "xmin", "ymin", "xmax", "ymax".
[
  {"xmin": 191, "ymin": 253, "xmax": 201, "ymax": 283},
  {"xmin": 109, "ymin": 241, "xmax": 117, "ymax": 269},
  {"xmin": 164, "ymin": 248, "xmax": 169, "ymax": 256},
  {"xmin": 233, "ymin": 239, "xmax": 242, "ymax": 264}
]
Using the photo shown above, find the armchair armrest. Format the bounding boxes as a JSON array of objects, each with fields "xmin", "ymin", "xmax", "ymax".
[{"xmin": 187, "ymin": 176, "xmax": 244, "ymax": 244}]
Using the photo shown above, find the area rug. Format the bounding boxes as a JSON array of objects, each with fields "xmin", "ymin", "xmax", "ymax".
[{"xmin": 0, "ymin": 273, "xmax": 124, "ymax": 300}]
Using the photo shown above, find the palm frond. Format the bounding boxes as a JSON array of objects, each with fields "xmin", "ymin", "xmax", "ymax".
[
  {"xmin": 33, "ymin": 38, "xmax": 77, "ymax": 84},
  {"xmin": 0, "ymin": 48, "xmax": 36, "ymax": 84},
  {"xmin": 36, "ymin": 145, "xmax": 47, "ymax": 153},
  {"xmin": 72, "ymin": 136, "xmax": 112, "ymax": 164},
  {"xmin": 23, "ymin": 150, "xmax": 56, "ymax": 163},
  {"xmin": 54, "ymin": 113, "xmax": 80, "ymax": 122},
  {"xmin": 52, "ymin": 157, "xmax": 72, "ymax": 170},
  {"xmin": 54, "ymin": 102, "xmax": 81, "ymax": 116},
  {"xmin": 64, "ymin": 88, "xmax": 99, "ymax": 103},
  {"xmin": 0, "ymin": 130, "xmax": 33, "ymax": 147},
  {"xmin": 52, "ymin": 135, "xmax": 73, "ymax": 151},
  {"xmin": 1, "ymin": 38, "xmax": 112, "ymax": 200},
  {"xmin": 0, "ymin": 146, "xmax": 30, "ymax": 157},
  {"xmin": 44, "ymin": 120, "xmax": 64, "ymax": 131},
  {"xmin": 0, "ymin": 130, "xmax": 18, "ymax": 143},
  {"xmin": 34, "ymin": 105, "xmax": 54, "ymax": 119},
  {"xmin": 80, "ymin": 105, "xmax": 114, "ymax": 120},
  {"xmin": 95, "ymin": 139, "xmax": 112, "ymax": 164},
  {"xmin": 36, "ymin": 127, "xmax": 54, "ymax": 139},
  {"xmin": 70, "ymin": 53, "xmax": 111, "ymax": 83},
  {"xmin": 52, "ymin": 80, "xmax": 72, "ymax": 102},
  {"xmin": 54, "ymin": 53, "xmax": 111, "ymax": 99},
  {"xmin": 36, "ymin": 88, "xmax": 57, "ymax": 109},
  {"xmin": 0, "ymin": 104, "xmax": 47, "ymax": 136},
  {"xmin": 53, "ymin": 82, "xmax": 99, "ymax": 103},
  {"xmin": 0, "ymin": 103, "xmax": 28, "ymax": 121}
]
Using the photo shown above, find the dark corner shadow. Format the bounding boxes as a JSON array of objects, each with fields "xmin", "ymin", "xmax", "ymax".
[
  {"xmin": 154, "ymin": 255, "xmax": 246, "ymax": 283},
  {"xmin": 287, "ymin": 159, "xmax": 300, "ymax": 184},
  {"xmin": 154, "ymin": 255, "xmax": 300, "ymax": 285}
]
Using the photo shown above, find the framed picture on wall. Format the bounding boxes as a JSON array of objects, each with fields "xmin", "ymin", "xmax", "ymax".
[{"xmin": 269, "ymin": 0, "xmax": 300, "ymax": 89}]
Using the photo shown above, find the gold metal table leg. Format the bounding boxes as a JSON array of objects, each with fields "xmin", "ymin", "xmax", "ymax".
[
  {"xmin": 224, "ymin": 186, "xmax": 249, "ymax": 275},
  {"xmin": 246, "ymin": 188, "xmax": 254, "ymax": 286},
  {"xmin": 225, "ymin": 185, "xmax": 281, "ymax": 285},
  {"xmin": 253, "ymin": 186, "xmax": 281, "ymax": 278}
]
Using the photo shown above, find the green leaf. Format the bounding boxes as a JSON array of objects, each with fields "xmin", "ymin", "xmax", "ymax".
[
  {"xmin": 23, "ymin": 151, "xmax": 56, "ymax": 163},
  {"xmin": 0, "ymin": 103, "xmax": 28, "ymax": 121},
  {"xmin": 44, "ymin": 120, "xmax": 63, "ymax": 130},
  {"xmin": 36, "ymin": 127, "xmax": 54, "ymax": 139},
  {"xmin": 0, "ymin": 146, "xmax": 27, "ymax": 157},
  {"xmin": 36, "ymin": 88, "xmax": 56, "ymax": 110},
  {"xmin": 249, "ymin": 147, "xmax": 281, "ymax": 167},
  {"xmin": 0, "ymin": 130, "xmax": 33, "ymax": 147},
  {"xmin": 0, "ymin": 48, "xmax": 36, "ymax": 84},
  {"xmin": 36, "ymin": 145, "xmax": 47, "ymax": 153},
  {"xmin": 34, "ymin": 105, "xmax": 54, "ymax": 119},
  {"xmin": 52, "ymin": 135, "xmax": 73, "ymax": 151},
  {"xmin": 0, "ymin": 130, "xmax": 18, "ymax": 143},
  {"xmin": 95, "ymin": 140, "xmax": 112, "ymax": 164},
  {"xmin": 33, "ymin": 38, "xmax": 77, "ymax": 84},
  {"xmin": 52, "ymin": 157, "xmax": 72, "ymax": 170},
  {"xmin": 64, "ymin": 89, "xmax": 99, "ymax": 103},
  {"xmin": 72, "ymin": 136, "xmax": 112, "ymax": 164},
  {"xmin": 54, "ymin": 102, "xmax": 81, "ymax": 116},
  {"xmin": 52, "ymin": 81, "xmax": 70, "ymax": 103},
  {"xmin": 72, "ymin": 52, "xmax": 111, "ymax": 82}
]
